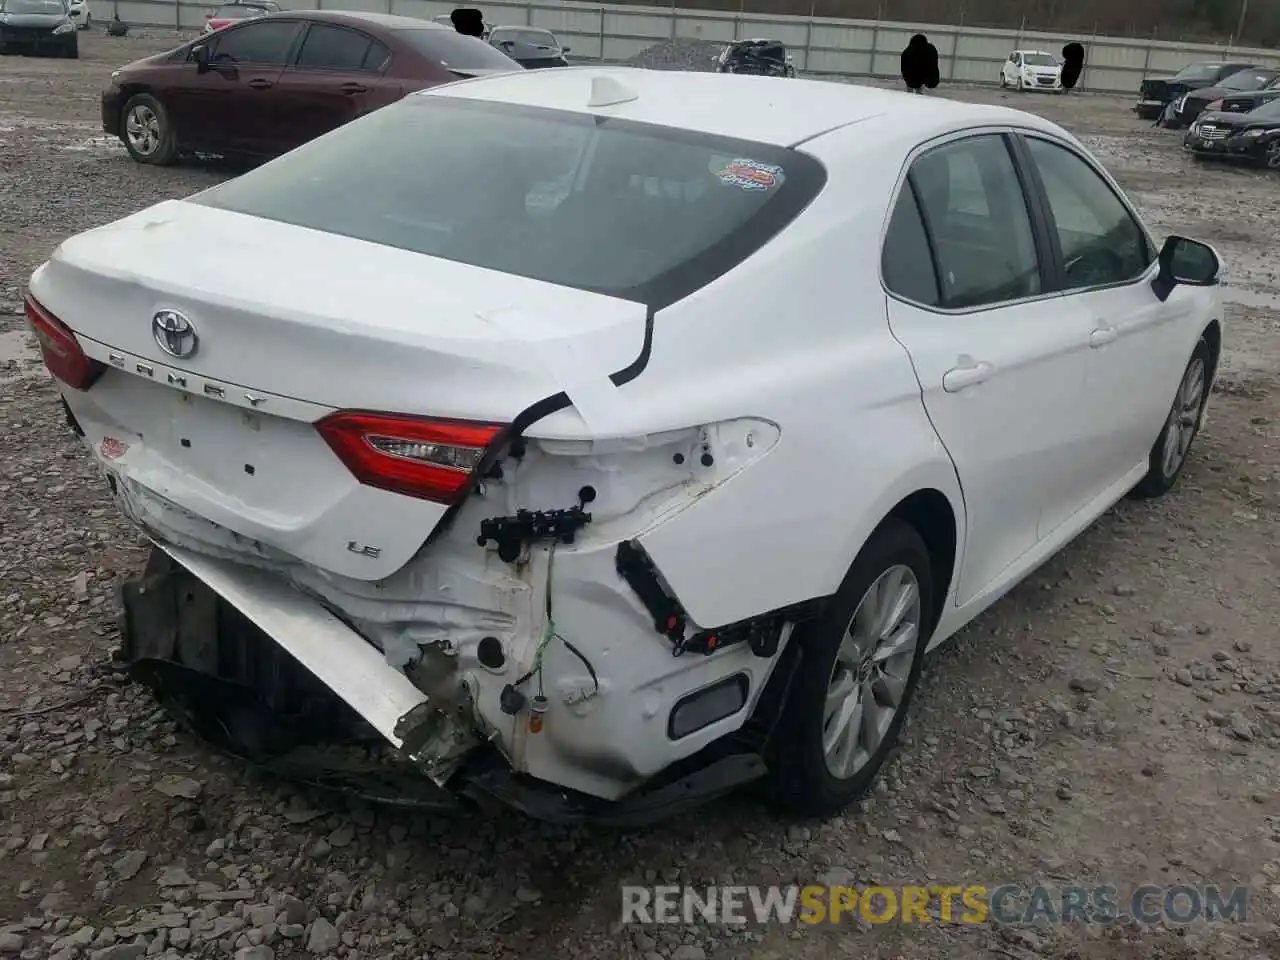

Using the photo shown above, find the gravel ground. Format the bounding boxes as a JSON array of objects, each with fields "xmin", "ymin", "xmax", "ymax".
[{"xmin": 3, "ymin": 31, "xmax": 1280, "ymax": 960}]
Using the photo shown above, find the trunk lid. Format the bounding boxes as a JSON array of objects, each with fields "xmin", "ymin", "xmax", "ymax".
[{"xmin": 31, "ymin": 199, "xmax": 648, "ymax": 581}]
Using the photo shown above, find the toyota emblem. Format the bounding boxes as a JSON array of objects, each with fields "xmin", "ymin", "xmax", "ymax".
[{"xmin": 152, "ymin": 310, "xmax": 199, "ymax": 359}]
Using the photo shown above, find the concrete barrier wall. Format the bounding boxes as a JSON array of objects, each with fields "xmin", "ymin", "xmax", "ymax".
[{"xmin": 101, "ymin": 0, "xmax": 1280, "ymax": 94}]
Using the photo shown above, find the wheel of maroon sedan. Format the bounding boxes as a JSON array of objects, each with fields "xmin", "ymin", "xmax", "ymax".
[{"xmin": 121, "ymin": 93, "xmax": 176, "ymax": 166}]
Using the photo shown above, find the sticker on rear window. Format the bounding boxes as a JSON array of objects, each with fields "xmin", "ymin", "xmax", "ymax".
[
  {"xmin": 100, "ymin": 437, "xmax": 129, "ymax": 460},
  {"xmin": 712, "ymin": 158, "xmax": 784, "ymax": 191}
]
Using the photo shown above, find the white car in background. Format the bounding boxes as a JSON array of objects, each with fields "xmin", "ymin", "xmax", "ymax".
[
  {"xmin": 1001, "ymin": 49, "xmax": 1064, "ymax": 92},
  {"xmin": 67, "ymin": 0, "xmax": 89, "ymax": 28},
  {"xmin": 25, "ymin": 68, "xmax": 1223, "ymax": 825}
]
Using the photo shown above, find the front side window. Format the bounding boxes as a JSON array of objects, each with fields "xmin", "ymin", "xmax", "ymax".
[
  {"xmin": 1023, "ymin": 136, "xmax": 1152, "ymax": 290},
  {"xmin": 211, "ymin": 20, "xmax": 299, "ymax": 65},
  {"xmin": 190, "ymin": 97, "xmax": 826, "ymax": 307},
  {"xmin": 908, "ymin": 135, "xmax": 1041, "ymax": 309}
]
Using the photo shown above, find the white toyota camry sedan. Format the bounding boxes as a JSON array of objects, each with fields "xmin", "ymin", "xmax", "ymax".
[{"xmin": 25, "ymin": 67, "xmax": 1223, "ymax": 825}]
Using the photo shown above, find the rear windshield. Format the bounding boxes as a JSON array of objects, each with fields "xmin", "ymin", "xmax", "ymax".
[
  {"xmin": 191, "ymin": 97, "xmax": 825, "ymax": 307},
  {"xmin": 1023, "ymin": 53, "xmax": 1057, "ymax": 66},
  {"xmin": 395, "ymin": 28, "xmax": 518, "ymax": 71}
]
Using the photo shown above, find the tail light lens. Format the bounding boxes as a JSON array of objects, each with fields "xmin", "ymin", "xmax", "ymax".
[
  {"xmin": 1206, "ymin": 99, "xmax": 1224, "ymax": 112},
  {"xmin": 23, "ymin": 294, "xmax": 106, "ymax": 391},
  {"xmin": 316, "ymin": 411, "xmax": 503, "ymax": 505}
]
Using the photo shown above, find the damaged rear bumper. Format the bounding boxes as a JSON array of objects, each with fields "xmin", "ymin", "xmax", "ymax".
[{"xmin": 117, "ymin": 544, "xmax": 776, "ymax": 826}]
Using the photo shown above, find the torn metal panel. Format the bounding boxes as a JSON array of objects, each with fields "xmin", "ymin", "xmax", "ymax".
[{"xmin": 153, "ymin": 542, "xmax": 429, "ymax": 750}]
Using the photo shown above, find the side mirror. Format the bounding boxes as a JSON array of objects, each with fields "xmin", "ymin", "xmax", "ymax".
[
  {"xmin": 561, "ymin": 45, "xmax": 570, "ymax": 54},
  {"xmin": 193, "ymin": 43, "xmax": 211, "ymax": 71},
  {"xmin": 1152, "ymin": 235, "xmax": 1220, "ymax": 302}
]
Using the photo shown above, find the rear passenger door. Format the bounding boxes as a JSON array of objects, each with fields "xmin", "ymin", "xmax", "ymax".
[
  {"xmin": 883, "ymin": 132, "xmax": 1097, "ymax": 608},
  {"xmin": 273, "ymin": 21, "xmax": 402, "ymax": 153}
]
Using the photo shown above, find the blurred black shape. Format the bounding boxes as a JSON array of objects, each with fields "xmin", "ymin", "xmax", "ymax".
[
  {"xmin": 901, "ymin": 33, "xmax": 940, "ymax": 92},
  {"xmin": 1061, "ymin": 42, "xmax": 1085, "ymax": 90},
  {"xmin": 450, "ymin": 7, "xmax": 485, "ymax": 36}
]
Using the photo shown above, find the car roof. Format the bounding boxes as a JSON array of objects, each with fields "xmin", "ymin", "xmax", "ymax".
[
  {"xmin": 426, "ymin": 67, "xmax": 1052, "ymax": 147},
  {"xmin": 289, "ymin": 10, "xmax": 453, "ymax": 31}
]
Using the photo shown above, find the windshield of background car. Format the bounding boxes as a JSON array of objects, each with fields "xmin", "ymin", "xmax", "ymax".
[
  {"xmin": 1175, "ymin": 63, "xmax": 1224, "ymax": 82},
  {"xmin": 190, "ymin": 97, "xmax": 826, "ymax": 307},
  {"xmin": 2, "ymin": 0, "xmax": 66, "ymax": 13},
  {"xmin": 1024, "ymin": 53, "xmax": 1057, "ymax": 66},
  {"xmin": 491, "ymin": 28, "xmax": 556, "ymax": 46},
  {"xmin": 1246, "ymin": 97, "xmax": 1280, "ymax": 119},
  {"xmin": 213, "ymin": 4, "xmax": 267, "ymax": 17},
  {"xmin": 395, "ymin": 27, "xmax": 519, "ymax": 70},
  {"xmin": 1221, "ymin": 70, "xmax": 1276, "ymax": 91}
]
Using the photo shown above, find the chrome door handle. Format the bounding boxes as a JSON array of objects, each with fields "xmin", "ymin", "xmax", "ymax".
[
  {"xmin": 1089, "ymin": 326, "xmax": 1118, "ymax": 347},
  {"xmin": 942, "ymin": 361, "xmax": 992, "ymax": 392}
]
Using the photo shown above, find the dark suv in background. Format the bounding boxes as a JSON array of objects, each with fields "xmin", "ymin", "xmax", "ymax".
[
  {"xmin": 1162, "ymin": 67, "xmax": 1280, "ymax": 129},
  {"xmin": 1134, "ymin": 60, "xmax": 1255, "ymax": 120}
]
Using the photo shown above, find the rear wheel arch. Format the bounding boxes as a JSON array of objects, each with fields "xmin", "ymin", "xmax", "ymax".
[{"xmin": 885, "ymin": 488, "xmax": 958, "ymax": 639}]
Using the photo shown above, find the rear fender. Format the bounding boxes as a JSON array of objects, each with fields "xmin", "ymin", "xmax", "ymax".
[{"xmin": 637, "ymin": 397, "xmax": 966, "ymax": 630}]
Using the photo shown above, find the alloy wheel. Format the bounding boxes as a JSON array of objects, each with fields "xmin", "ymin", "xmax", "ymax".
[
  {"xmin": 822, "ymin": 564, "xmax": 922, "ymax": 779},
  {"xmin": 125, "ymin": 104, "xmax": 161, "ymax": 157},
  {"xmin": 1161, "ymin": 356, "xmax": 1206, "ymax": 479}
]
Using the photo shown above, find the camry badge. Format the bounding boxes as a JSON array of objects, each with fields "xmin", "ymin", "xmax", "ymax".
[{"xmin": 152, "ymin": 309, "xmax": 199, "ymax": 359}]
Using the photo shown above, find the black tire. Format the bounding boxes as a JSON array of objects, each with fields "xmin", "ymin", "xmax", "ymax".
[
  {"xmin": 769, "ymin": 518, "xmax": 935, "ymax": 818},
  {"xmin": 120, "ymin": 92, "xmax": 177, "ymax": 166},
  {"xmin": 999, "ymin": 73, "xmax": 1007, "ymax": 88},
  {"xmin": 1128, "ymin": 337, "xmax": 1212, "ymax": 500}
]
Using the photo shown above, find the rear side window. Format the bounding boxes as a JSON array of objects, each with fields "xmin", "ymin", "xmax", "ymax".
[
  {"xmin": 212, "ymin": 20, "xmax": 299, "ymax": 65},
  {"xmin": 190, "ymin": 97, "xmax": 826, "ymax": 308},
  {"xmin": 882, "ymin": 184, "xmax": 939, "ymax": 306},
  {"xmin": 395, "ymin": 27, "xmax": 521, "ymax": 72},
  {"xmin": 909, "ymin": 135, "xmax": 1041, "ymax": 309},
  {"xmin": 295, "ymin": 23, "xmax": 384, "ymax": 72}
]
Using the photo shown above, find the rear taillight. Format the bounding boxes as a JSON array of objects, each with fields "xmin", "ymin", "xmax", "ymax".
[
  {"xmin": 316, "ymin": 411, "xmax": 503, "ymax": 505},
  {"xmin": 23, "ymin": 293, "xmax": 106, "ymax": 391}
]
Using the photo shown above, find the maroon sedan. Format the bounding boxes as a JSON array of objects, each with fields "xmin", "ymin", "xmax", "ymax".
[{"xmin": 102, "ymin": 11, "xmax": 522, "ymax": 165}]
